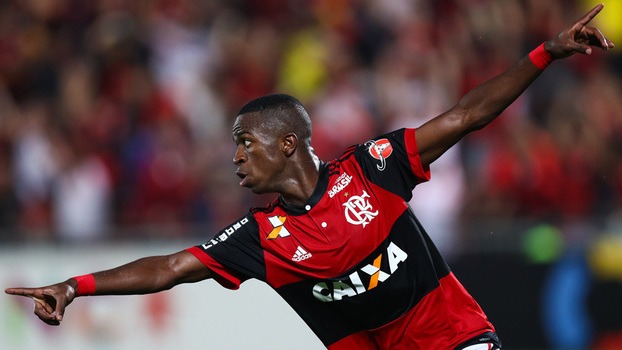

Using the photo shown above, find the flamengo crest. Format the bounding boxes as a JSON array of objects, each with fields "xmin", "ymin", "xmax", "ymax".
[{"xmin": 343, "ymin": 190, "xmax": 378, "ymax": 227}]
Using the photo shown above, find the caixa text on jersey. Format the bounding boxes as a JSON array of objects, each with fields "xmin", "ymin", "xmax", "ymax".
[{"xmin": 312, "ymin": 241, "xmax": 408, "ymax": 302}]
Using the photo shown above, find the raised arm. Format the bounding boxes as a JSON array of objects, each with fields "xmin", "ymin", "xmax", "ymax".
[
  {"xmin": 4, "ymin": 250, "xmax": 211, "ymax": 326},
  {"xmin": 415, "ymin": 3, "xmax": 614, "ymax": 167}
]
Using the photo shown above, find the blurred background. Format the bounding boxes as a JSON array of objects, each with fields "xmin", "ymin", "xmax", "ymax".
[{"xmin": 1, "ymin": 0, "xmax": 621, "ymax": 349}]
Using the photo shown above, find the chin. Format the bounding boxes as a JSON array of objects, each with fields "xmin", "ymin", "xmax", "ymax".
[
  {"xmin": 250, "ymin": 187, "xmax": 267, "ymax": 194},
  {"xmin": 248, "ymin": 184, "xmax": 274, "ymax": 195}
]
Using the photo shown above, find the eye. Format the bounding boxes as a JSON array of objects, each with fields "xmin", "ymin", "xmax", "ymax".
[{"xmin": 244, "ymin": 139, "xmax": 251, "ymax": 147}]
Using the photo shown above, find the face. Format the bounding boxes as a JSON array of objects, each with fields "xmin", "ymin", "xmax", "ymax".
[{"xmin": 231, "ymin": 112, "xmax": 287, "ymax": 194}]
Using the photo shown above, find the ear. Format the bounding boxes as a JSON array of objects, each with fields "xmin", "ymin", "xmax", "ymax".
[{"xmin": 282, "ymin": 133, "xmax": 298, "ymax": 157}]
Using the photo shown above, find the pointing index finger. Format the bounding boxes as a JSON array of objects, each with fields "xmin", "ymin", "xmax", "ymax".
[
  {"xmin": 577, "ymin": 3, "xmax": 604, "ymax": 27},
  {"xmin": 5, "ymin": 287, "xmax": 37, "ymax": 297}
]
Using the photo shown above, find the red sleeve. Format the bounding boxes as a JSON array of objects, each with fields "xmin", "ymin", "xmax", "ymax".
[
  {"xmin": 405, "ymin": 128, "xmax": 431, "ymax": 183},
  {"xmin": 186, "ymin": 246, "xmax": 242, "ymax": 290}
]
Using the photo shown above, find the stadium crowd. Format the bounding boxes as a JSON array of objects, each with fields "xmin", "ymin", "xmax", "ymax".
[{"xmin": 0, "ymin": 0, "xmax": 620, "ymax": 249}]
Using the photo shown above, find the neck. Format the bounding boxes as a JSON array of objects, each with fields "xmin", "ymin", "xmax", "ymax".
[{"xmin": 279, "ymin": 154, "xmax": 322, "ymax": 206}]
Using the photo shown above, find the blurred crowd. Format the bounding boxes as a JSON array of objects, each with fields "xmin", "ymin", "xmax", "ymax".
[{"xmin": 0, "ymin": 0, "xmax": 620, "ymax": 247}]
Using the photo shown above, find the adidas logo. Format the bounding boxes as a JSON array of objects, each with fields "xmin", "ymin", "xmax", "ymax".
[{"xmin": 292, "ymin": 246, "xmax": 312, "ymax": 262}]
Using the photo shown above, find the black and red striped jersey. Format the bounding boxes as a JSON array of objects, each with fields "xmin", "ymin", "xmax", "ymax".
[{"xmin": 187, "ymin": 128, "xmax": 495, "ymax": 349}]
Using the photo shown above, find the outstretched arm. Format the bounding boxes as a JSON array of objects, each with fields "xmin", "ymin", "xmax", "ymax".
[
  {"xmin": 4, "ymin": 250, "xmax": 211, "ymax": 326},
  {"xmin": 415, "ymin": 3, "xmax": 614, "ymax": 167}
]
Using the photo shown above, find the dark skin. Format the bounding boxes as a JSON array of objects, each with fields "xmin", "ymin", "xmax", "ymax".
[
  {"xmin": 232, "ymin": 111, "xmax": 321, "ymax": 205},
  {"xmin": 5, "ymin": 4, "xmax": 614, "ymax": 327}
]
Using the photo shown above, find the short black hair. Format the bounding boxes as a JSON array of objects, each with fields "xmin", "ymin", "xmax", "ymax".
[
  {"xmin": 237, "ymin": 94, "xmax": 312, "ymax": 146},
  {"xmin": 238, "ymin": 93, "xmax": 304, "ymax": 115}
]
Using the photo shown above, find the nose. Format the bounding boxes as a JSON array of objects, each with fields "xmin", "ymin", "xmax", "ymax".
[{"xmin": 233, "ymin": 145, "xmax": 246, "ymax": 165}]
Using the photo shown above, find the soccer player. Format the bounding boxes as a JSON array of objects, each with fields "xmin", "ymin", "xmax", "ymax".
[{"xmin": 5, "ymin": 4, "xmax": 614, "ymax": 350}]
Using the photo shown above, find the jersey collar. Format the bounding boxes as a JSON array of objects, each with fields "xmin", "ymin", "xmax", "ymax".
[{"xmin": 278, "ymin": 161, "xmax": 329, "ymax": 215}]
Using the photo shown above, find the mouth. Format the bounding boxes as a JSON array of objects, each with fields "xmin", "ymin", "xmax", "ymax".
[{"xmin": 235, "ymin": 170, "xmax": 248, "ymax": 187}]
